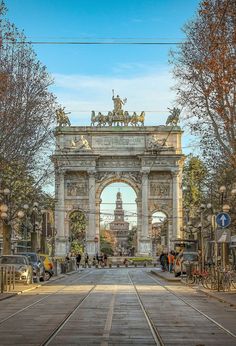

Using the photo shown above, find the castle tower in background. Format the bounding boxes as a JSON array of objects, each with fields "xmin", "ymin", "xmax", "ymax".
[{"xmin": 109, "ymin": 192, "xmax": 129, "ymax": 253}]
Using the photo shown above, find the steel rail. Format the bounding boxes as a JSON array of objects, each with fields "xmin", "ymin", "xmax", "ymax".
[
  {"xmin": 148, "ymin": 271, "xmax": 236, "ymax": 340},
  {"xmin": 41, "ymin": 284, "xmax": 97, "ymax": 346},
  {"xmin": 128, "ymin": 272, "xmax": 164, "ymax": 346},
  {"xmin": 0, "ymin": 270, "xmax": 94, "ymax": 325}
]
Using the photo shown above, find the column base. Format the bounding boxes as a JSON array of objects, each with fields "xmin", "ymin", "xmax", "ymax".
[
  {"xmin": 55, "ymin": 236, "xmax": 69, "ymax": 256},
  {"xmin": 86, "ymin": 239, "xmax": 99, "ymax": 257},
  {"xmin": 137, "ymin": 238, "xmax": 152, "ymax": 256}
]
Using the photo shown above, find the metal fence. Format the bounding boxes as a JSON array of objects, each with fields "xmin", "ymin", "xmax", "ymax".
[{"xmin": 0, "ymin": 266, "xmax": 15, "ymax": 293}]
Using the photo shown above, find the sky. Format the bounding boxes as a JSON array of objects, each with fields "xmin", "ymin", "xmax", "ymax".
[{"xmin": 5, "ymin": 0, "xmax": 201, "ymax": 226}]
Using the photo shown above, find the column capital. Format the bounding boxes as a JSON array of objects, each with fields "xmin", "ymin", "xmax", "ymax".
[
  {"xmin": 88, "ymin": 169, "xmax": 96, "ymax": 177},
  {"xmin": 141, "ymin": 168, "xmax": 150, "ymax": 175},
  {"xmin": 171, "ymin": 170, "xmax": 179, "ymax": 177}
]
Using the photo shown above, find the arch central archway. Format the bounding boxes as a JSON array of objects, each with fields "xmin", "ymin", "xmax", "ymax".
[{"xmin": 98, "ymin": 180, "xmax": 138, "ymax": 256}]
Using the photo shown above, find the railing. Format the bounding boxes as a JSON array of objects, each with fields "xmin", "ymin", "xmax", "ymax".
[{"xmin": 0, "ymin": 266, "xmax": 15, "ymax": 293}]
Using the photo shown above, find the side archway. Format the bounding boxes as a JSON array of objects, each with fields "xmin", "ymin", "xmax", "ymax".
[
  {"xmin": 151, "ymin": 211, "xmax": 168, "ymax": 255},
  {"xmin": 68, "ymin": 210, "xmax": 86, "ymax": 255}
]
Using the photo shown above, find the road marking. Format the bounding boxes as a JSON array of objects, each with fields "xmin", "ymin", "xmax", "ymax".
[{"xmin": 101, "ymin": 285, "xmax": 117, "ymax": 346}]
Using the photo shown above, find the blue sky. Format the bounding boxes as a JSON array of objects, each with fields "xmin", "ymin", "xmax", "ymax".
[{"xmin": 5, "ymin": 0, "xmax": 200, "ymax": 224}]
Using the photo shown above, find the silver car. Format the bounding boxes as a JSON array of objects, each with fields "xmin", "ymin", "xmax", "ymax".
[{"xmin": 0, "ymin": 255, "xmax": 33, "ymax": 285}]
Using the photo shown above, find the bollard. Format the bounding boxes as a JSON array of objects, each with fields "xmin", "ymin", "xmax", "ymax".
[{"xmin": 1, "ymin": 267, "xmax": 4, "ymax": 293}]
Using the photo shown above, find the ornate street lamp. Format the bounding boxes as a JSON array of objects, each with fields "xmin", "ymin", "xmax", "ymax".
[{"xmin": 0, "ymin": 187, "xmax": 25, "ymax": 255}]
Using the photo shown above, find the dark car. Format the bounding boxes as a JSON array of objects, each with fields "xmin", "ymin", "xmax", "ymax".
[{"xmin": 18, "ymin": 252, "xmax": 45, "ymax": 283}]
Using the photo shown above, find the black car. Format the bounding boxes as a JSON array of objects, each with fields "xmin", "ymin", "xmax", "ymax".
[{"xmin": 18, "ymin": 252, "xmax": 45, "ymax": 283}]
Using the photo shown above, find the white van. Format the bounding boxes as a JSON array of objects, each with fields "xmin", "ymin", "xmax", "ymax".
[{"xmin": 174, "ymin": 251, "xmax": 199, "ymax": 277}]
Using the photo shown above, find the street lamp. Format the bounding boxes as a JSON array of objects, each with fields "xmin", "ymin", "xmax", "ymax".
[
  {"xmin": 0, "ymin": 187, "xmax": 25, "ymax": 255},
  {"xmin": 218, "ymin": 185, "xmax": 236, "ymax": 269}
]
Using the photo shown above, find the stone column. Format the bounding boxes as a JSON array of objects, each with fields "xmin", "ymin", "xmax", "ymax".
[
  {"xmin": 172, "ymin": 170, "xmax": 180, "ymax": 244},
  {"xmin": 55, "ymin": 170, "xmax": 67, "ymax": 256},
  {"xmin": 86, "ymin": 171, "xmax": 97, "ymax": 255},
  {"xmin": 139, "ymin": 169, "xmax": 151, "ymax": 255}
]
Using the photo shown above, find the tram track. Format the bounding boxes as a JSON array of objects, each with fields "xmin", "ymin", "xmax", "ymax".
[
  {"xmin": 128, "ymin": 272, "xmax": 164, "ymax": 346},
  {"xmin": 146, "ymin": 271, "xmax": 236, "ymax": 340},
  {"xmin": 0, "ymin": 269, "xmax": 94, "ymax": 325},
  {"xmin": 41, "ymin": 284, "xmax": 97, "ymax": 346},
  {"xmin": 0, "ymin": 268, "xmax": 235, "ymax": 345}
]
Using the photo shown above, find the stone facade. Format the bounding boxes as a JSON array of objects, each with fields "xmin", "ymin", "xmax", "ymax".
[{"xmin": 52, "ymin": 126, "xmax": 184, "ymax": 256}]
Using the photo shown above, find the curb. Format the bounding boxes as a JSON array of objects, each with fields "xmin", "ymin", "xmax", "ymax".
[{"xmin": 151, "ymin": 270, "xmax": 181, "ymax": 282}]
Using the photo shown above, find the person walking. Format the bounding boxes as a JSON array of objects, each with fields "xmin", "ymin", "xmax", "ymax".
[
  {"xmin": 76, "ymin": 253, "xmax": 81, "ymax": 269},
  {"xmin": 84, "ymin": 253, "xmax": 89, "ymax": 267},
  {"xmin": 168, "ymin": 252, "xmax": 175, "ymax": 273},
  {"xmin": 160, "ymin": 252, "xmax": 168, "ymax": 271},
  {"xmin": 103, "ymin": 253, "xmax": 108, "ymax": 266}
]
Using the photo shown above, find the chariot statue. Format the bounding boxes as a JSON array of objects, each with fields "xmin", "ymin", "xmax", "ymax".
[{"xmin": 90, "ymin": 91, "xmax": 145, "ymax": 127}]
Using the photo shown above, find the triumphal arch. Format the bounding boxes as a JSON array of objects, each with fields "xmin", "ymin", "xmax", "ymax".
[{"xmin": 53, "ymin": 95, "xmax": 184, "ymax": 256}]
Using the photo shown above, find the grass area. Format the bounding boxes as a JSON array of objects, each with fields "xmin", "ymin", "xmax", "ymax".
[{"xmin": 128, "ymin": 257, "xmax": 153, "ymax": 264}]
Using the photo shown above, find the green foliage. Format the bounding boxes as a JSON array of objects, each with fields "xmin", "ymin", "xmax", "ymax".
[
  {"xmin": 70, "ymin": 241, "xmax": 84, "ymax": 256},
  {"xmin": 129, "ymin": 257, "xmax": 153, "ymax": 264},
  {"xmin": 183, "ymin": 155, "xmax": 207, "ymax": 214},
  {"xmin": 69, "ymin": 211, "xmax": 86, "ymax": 242}
]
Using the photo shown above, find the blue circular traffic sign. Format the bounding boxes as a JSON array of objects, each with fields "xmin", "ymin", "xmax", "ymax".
[{"xmin": 216, "ymin": 212, "xmax": 231, "ymax": 228}]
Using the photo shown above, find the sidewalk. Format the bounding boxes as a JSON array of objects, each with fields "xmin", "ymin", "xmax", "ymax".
[
  {"xmin": 151, "ymin": 268, "xmax": 181, "ymax": 282},
  {"xmin": 151, "ymin": 266, "xmax": 236, "ymax": 307}
]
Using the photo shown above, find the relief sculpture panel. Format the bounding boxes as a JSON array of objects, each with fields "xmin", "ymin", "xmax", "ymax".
[
  {"xmin": 150, "ymin": 183, "xmax": 170, "ymax": 197},
  {"xmin": 67, "ymin": 182, "xmax": 88, "ymax": 196}
]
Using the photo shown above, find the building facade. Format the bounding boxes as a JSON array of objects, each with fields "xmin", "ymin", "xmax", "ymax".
[{"xmin": 109, "ymin": 192, "xmax": 129, "ymax": 252}]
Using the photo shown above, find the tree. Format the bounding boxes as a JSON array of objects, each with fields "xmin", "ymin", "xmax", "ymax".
[
  {"xmin": 0, "ymin": 161, "xmax": 55, "ymax": 254},
  {"xmin": 182, "ymin": 155, "xmax": 207, "ymax": 217},
  {"xmin": 0, "ymin": 1, "xmax": 56, "ymax": 173},
  {"xmin": 171, "ymin": 0, "xmax": 236, "ymax": 168},
  {"xmin": 100, "ymin": 229, "xmax": 116, "ymax": 255}
]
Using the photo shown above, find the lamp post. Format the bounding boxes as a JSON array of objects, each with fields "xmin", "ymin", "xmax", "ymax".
[
  {"xmin": 94, "ymin": 235, "xmax": 99, "ymax": 256},
  {"xmin": 31, "ymin": 202, "xmax": 39, "ymax": 252},
  {"xmin": 0, "ymin": 187, "xmax": 25, "ymax": 255},
  {"xmin": 218, "ymin": 185, "xmax": 236, "ymax": 269}
]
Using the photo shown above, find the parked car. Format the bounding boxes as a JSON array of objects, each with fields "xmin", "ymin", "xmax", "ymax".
[
  {"xmin": 0, "ymin": 255, "xmax": 33, "ymax": 285},
  {"xmin": 39, "ymin": 254, "xmax": 54, "ymax": 281},
  {"xmin": 174, "ymin": 251, "xmax": 199, "ymax": 277},
  {"xmin": 18, "ymin": 252, "xmax": 45, "ymax": 283}
]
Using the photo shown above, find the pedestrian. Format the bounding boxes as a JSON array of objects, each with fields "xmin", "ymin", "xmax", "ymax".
[
  {"xmin": 92, "ymin": 256, "xmax": 96, "ymax": 266},
  {"xmin": 84, "ymin": 253, "xmax": 89, "ymax": 267},
  {"xmin": 76, "ymin": 253, "xmax": 81, "ymax": 269},
  {"xmin": 168, "ymin": 252, "xmax": 175, "ymax": 273},
  {"xmin": 160, "ymin": 252, "xmax": 168, "ymax": 271},
  {"xmin": 103, "ymin": 253, "xmax": 108, "ymax": 266}
]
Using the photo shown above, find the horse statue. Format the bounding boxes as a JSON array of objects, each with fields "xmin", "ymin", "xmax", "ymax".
[
  {"xmin": 130, "ymin": 111, "xmax": 145, "ymax": 127},
  {"xmin": 138, "ymin": 111, "xmax": 145, "ymax": 126},
  {"xmin": 166, "ymin": 107, "xmax": 180, "ymax": 126},
  {"xmin": 56, "ymin": 107, "xmax": 71, "ymax": 127},
  {"xmin": 91, "ymin": 110, "xmax": 97, "ymax": 126}
]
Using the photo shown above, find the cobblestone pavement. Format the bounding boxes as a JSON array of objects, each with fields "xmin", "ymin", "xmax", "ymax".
[{"xmin": 0, "ymin": 268, "xmax": 235, "ymax": 345}]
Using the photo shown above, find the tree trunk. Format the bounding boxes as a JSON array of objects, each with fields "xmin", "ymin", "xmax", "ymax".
[{"xmin": 3, "ymin": 223, "xmax": 11, "ymax": 255}]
